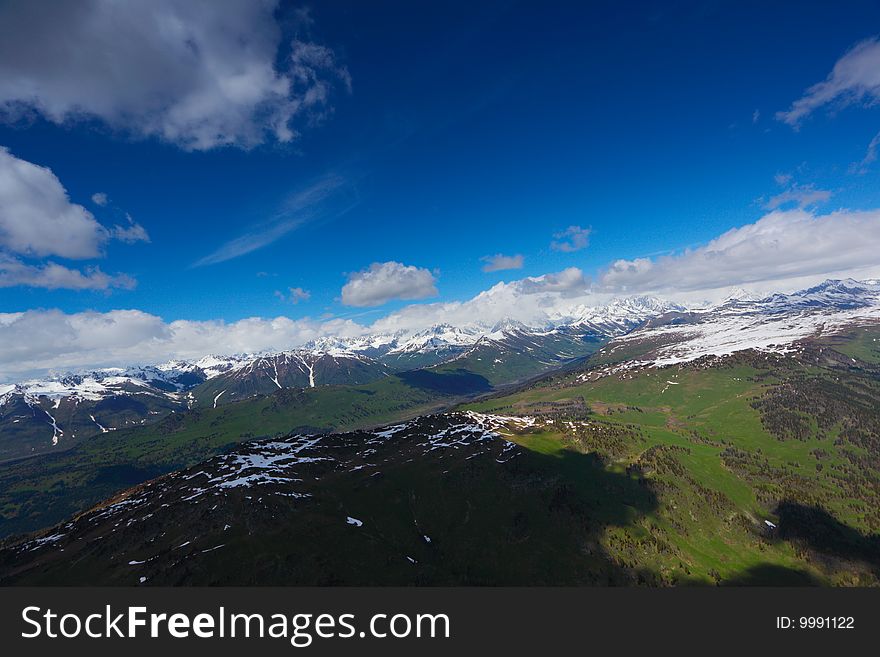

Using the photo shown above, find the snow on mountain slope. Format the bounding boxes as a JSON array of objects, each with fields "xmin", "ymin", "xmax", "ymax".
[
  {"xmin": 604, "ymin": 279, "xmax": 880, "ymax": 368},
  {"xmin": 558, "ymin": 296, "xmax": 685, "ymax": 334},
  {"xmin": 387, "ymin": 323, "xmax": 483, "ymax": 355},
  {"xmin": 1, "ymin": 363, "xmax": 204, "ymax": 406}
]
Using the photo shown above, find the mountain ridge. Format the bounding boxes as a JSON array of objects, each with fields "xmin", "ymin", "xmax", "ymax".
[{"xmin": 2, "ymin": 279, "xmax": 879, "ymax": 459}]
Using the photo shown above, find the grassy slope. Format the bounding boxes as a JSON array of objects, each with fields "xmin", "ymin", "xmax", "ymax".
[
  {"xmin": 463, "ymin": 350, "xmax": 880, "ymax": 585},
  {"xmin": 820, "ymin": 325, "xmax": 880, "ymax": 364}
]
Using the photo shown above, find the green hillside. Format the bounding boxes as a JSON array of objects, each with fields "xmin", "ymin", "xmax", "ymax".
[{"xmin": 463, "ymin": 341, "xmax": 880, "ymax": 585}]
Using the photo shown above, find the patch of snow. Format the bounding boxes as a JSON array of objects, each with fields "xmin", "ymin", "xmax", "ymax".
[{"xmin": 212, "ymin": 390, "xmax": 226, "ymax": 408}]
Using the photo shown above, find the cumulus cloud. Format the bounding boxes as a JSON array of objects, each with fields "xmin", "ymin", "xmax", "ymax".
[
  {"xmin": 110, "ymin": 216, "xmax": 151, "ymax": 244},
  {"xmin": 481, "ymin": 253, "xmax": 524, "ymax": 272},
  {"xmin": 91, "ymin": 192, "xmax": 108, "ymax": 207},
  {"xmin": 0, "ymin": 147, "xmax": 146, "ymax": 289},
  {"xmin": 341, "ymin": 261, "xmax": 439, "ymax": 307},
  {"xmin": 0, "ymin": 0, "xmax": 350, "ymax": 151},
  {"xmin": 599, "ymin": 208, "xmax": 880, "ymax": 296},
  {"xmin": 0, "ymin": 256, "xmax": 135, "ymax": 290},
  {"xmin": 0, "ymin": 309, "xmax": 366, "ymax": 380},
  {"xmin": 0, "ymin": 147, "xmax": 149, "ymax": 259},
  {"xmin": 518, "ymin": 267, "xmax": 587, "ymax": 296},
  {"xmin": 0, "ymin": 147, "xmax": 109, "ymax": 259},
  {"xmin": 368, "ymin": 267, "xmax": 592, "ymax": 335},
  {"xmin": 764, "ymin": 183, "xmax": 832, "ymax": 210},
  {"xmin": 777, "ymin": 37, "xmax": 880, "ymax": 127},
  {"xmin": 275, "ymin": 287, "xmax": 311, "ymax": 304},
  {"xmin": 550, "ymin": 225, "xmax": 591, "ymax": 252}
]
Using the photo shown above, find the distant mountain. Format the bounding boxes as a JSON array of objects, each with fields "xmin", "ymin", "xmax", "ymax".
[
  {"xmin": 191, "ymin": 351, "xmax": 392, "ymax": 407},
  {"xmin": 559, "ymin": 295, "xmax": 686, "ymax": 334},
  {"xmin": 595, "ymin": 279, "xmax": 880, "ymax": 369},
  {"xmin": 0, "ymin": 363, "xmax": 206, "ymax": 462},
  {"xmin": 4, "ymin": 281, "xmax": 877, "ymax": 461},
  {"xmin": 440, "ymin": 325, "xmax": 607, "ymax": 385},
  {"xmin": 0, "ymin": 294, "xmax": 680, "ymax": 455}
]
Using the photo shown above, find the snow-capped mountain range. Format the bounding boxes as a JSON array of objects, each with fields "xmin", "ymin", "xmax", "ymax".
[
  {"xmin": 2, "ymin": 280, "xmax": 879, "ymax": 458},
  {"xmin": 1, "ymin": 294, "xmax": 683, "ymax": 401},
  {"xmin": 605, "ymin": 278, "xmax": 880, "ymax": 368},
  {"xmin": 5, "ymin": 281, "xmax": 880, "ymax": 402}
]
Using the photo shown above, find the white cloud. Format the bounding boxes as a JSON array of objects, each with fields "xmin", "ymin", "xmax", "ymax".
[
  {"xmin": 109, "ymin": 216, "xmax": 151, "ymax": 244},
  {"xmin": 778, "ymin": 37, "xmax": 880, "ymax": 127},
  {"xmin": 764, "ymin": 183, "xmax": 832, "ymax": 210},
  {"xmin": 275, "ymin": 287, "xmax": 311, "ymax": 304},
  {"xmin": 481, "ymin": 253, "xmax": 524, "ymax": 272},
  {"xmin": 0, "ymin": 255, "xmax": 135, "ymax": 291},
  {"xmin": 0, "ymin": 276, "xmax": 597, "ymax": 376},
  {"xmin": 0, "ymin": 267, "xmax": 590, "ymax": 375},
  {"xmin": 0, "ymin": 147, "xmax": 146, "ymax": 289},
  {"xmin": 599, "ymin": 208, "xmax": 880, "ymax": 297},
  {"xmin": 368, "ymin": 267, "xmax": 591, "ymax": 335},
  {"xmin": 517, "ymin": 267, "xmax": 587, "ymax": 296},
  {"xmin": 0, "ymin": 146, "xmax": 109, "ymax": 259},
  {"xmin": 341, "ymin": 261, "xmax": 439, "ymax": 307},
  {"xmin": 0, "ymin": 0, "xmax": 350, "ymax": 151},
  {"xmin": 91, "ymin": 192, "xmax": 108, "ymax": 207},
  {"xmin": 551, "ymin": 225, "xmax": 591, "ymax": 252},
  {"xmin": 0, "ymin": 309, "xmax": 365, "ymax": 380}
]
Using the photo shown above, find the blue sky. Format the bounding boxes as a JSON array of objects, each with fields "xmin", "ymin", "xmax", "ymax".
[{"xmin": 3, "ymin": 0, "xmax": 880, "ymax": 375}]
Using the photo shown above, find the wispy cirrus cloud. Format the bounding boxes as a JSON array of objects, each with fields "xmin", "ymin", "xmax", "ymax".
[
  {"xmin": 777, "ymin": 36, "xmax": 880, "ymax": 127},
  {"xmin": 192, "ymin": 174, "xmax": 358, "ymax": 267},
  {"xmin": 763, "ymin": 183, "xmax": 832, "ymax": 210},
  {"xmin": 851, "ymin": 131, "xmax": 880, "ymax": 174},
  {"xmin": 774, "ymin": 172, "xmax": 793, "ymax": 186}
]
